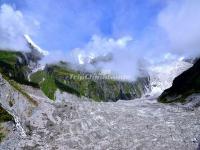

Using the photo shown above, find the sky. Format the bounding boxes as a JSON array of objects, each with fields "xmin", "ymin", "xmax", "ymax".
[
  {"xmin": 0, "ymin": 0, "xmax": 165, "ymax": 50},
  {"xmin": 0, "ymin": 0, "xmax": 200, "ymax": 79}
]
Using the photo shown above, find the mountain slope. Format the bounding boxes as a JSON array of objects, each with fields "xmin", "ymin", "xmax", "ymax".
[
  {"xmin": 148, "ymin": 60, "xmax": 192, "ymax": 97},
  {"xmin": 159, "ymin": 58, "xmax": 200, "ymax": 103},
  {"xmin": 0, "ymin": 50, "xmax": 39, "ymax": 87},
  {"xmin": 0, "ymin": 105, "xmax": 13, "ymax": 142},
  {"xmin": 30, "ymin": 63, "xmax": 150, "ymax": 101},
  {"xmin": 0, "ymin": 49, "xmax": 150, "ymax": 102}
]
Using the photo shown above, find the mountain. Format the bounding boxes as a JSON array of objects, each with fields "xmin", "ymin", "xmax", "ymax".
[
  {"xmin": 0, "ymin": 35, "xmax": 151, "ymax": 102},
  {"xmin": 0, "ymin": 35, "xmax": 49, "ymax": 85},
  {"xmin": 24, "ymin": 34, "xmax": 49, "ymax": 58},
  {"xmin": 0, "ymin": 48, "xmax": 200, "ymax": 149},
  {"xmin": 0, "ymin": 49, "xmax": 150, "ymax": 102},
  {"xmin": 0, "ymin": 50, "xmax": 38, "ymax": 86},
  {"xmin": 1, "ymin": 36, "xmax": 200, "ymax": 149},
  {"xmin": 30, "ymin": 62, "xmax": 150, "ymax": 101},
  {"xmin": 0, "ymin": 36, "xmax": 50, "ymax": 143},
  {"xmin": 147, "ymin": 60, "xmax": 192, "ymax": 97},
  {"xmin": 159, "ymin": 58, "xmax": 200, "ymax": 104}
]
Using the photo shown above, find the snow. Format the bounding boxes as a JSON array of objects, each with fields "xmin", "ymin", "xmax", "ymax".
[
  {"xmin": 24, "ymin": 34, "xmax": 49, "ymax": 56},
  {"xmin": 147, "ymin": 60, "xmax": 193, "ymax": 97}
]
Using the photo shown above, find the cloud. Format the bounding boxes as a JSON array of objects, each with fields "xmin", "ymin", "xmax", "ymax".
[
  {"xmin": 41, "ymin": 50, "xmax": 68, "ymax": 64},
  {"xmin": 70, "ymin": 35, "xmax": 133, "ymax": 64},
  {"xmin": 0, "ymin": 0, "xmax": 165, "ymax": 52},
  {"xmin": 69, "ymin": 35, "xmax": 143, "ymax": 80},
  {"xmin": 1, "ymin": 0, "xmax": 199, "ymax": 81},
  {"xmin": 0, "ymin": 4, "xmax": 39, "ymax": 51},
  {"xmin": 158, "ymin": 0, "xmax": 200, "ymax": 56}
]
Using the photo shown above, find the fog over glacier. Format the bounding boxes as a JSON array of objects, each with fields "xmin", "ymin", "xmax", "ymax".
[{"xmin": 0, "ymin": 0, "xmax": 200, "ymax": 80}]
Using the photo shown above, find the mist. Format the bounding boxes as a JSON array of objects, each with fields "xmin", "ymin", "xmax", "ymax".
[
  {"xmin": 0, "ymin": 0, "xmax": 200, "ymax": 80},
  {"xmin": 158, "ymin": 0, "xmax": 200, "ymax": 57}
]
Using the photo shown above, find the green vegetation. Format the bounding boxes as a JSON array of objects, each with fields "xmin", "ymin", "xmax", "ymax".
[
  {"xmin": 30, "ymin": 70, "xmax": 58, "ymax": 100},
  {"xmin": 0, "ymin": 131, "xmax": 5, "ymax": 143},
  {"xmin": 29, "ymin": 70, "xmax": 44, "ymax": 84},
  {"xmin": 0, "ymin": 50, "xmax": 39, "ymax": 87},
  {"xmin": 8, "ymin": 79, "xmax": 38, "ymax": 106},
  {"xmin": 55, "ymin": 79, "xmax": 81, "ymax": 97},
  {"xmin": 0, "ymin": 50, "xmax": 149, "ymax": 102},
  {"xmin": 159, "ymin": 59, "xmax": 200, "ymax": 103},
  {"xmin": 0, "ymin": 105, "xmax": 13, "ymax": 143},
  {"xmin": 0, "ymin": 50, "xmax": 39, "ymax": 106},
  {"xmin": 0, "ymin": 50, "xmax": 27, "ymax": 79},
  {"xmin": 0, "ymin": 105, "xmax": 13, "ymax": 123},
  {"xmin": 30, "ymin": 63, "xmax": 149, "ymax": 101},
  {"xmin": 0, "ymin": 50, "xmax": 22, "ymax": 65},
  {"xmin": 41, "ymin": 74, "xmax": 57, "ymax": 100}
]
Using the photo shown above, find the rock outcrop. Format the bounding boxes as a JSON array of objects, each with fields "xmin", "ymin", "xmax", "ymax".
[
  {"xmin": 148, "ymin": 60, "xmax": 192, "ymax": 97},
  {"xmin": 159, "ymin": 58, "xmax": 200, "ymax": 104}
]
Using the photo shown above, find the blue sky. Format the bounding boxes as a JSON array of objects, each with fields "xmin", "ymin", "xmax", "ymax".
[
  {"xmin": 0, "ymin": 0, "xmax": 200, "ymax": 79},
  {"xmin": 0, "ymin": 0, "xmax": 165, "ymax": 51}
]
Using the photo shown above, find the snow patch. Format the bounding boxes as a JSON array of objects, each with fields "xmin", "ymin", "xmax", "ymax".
[
  {"xmin": 24, "ymin": 34, "xmax": 49, "ymax": 56},
  {"xmin": 147, "ymin": 60, "xmax": 193, "ymax": 97}
]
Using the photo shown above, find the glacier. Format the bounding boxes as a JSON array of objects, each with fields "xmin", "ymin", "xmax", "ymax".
[
  {"xmin": 147, "ymin": 60, "xmax": 192, "ymax": 97},
  {"xmin": 1, "ymin": 57, "xmax": 200, "ymax": 149}
]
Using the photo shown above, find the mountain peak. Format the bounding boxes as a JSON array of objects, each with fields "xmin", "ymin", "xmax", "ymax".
[{"xmin": 24, "ymin": 34, "xmax": 49, "ymax": 57}]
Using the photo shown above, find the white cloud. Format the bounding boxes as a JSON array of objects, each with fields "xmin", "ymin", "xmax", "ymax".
[
  {"xmin": 70, "ymin": 35, "xmax": 143, "ymax": 80},
  {"xmin": 158, "ymin": 0, "xmax": 200, "ymax": 56},
  {"xmin": 0, "ymin": 4, "xmax": 39, "ymax": 51},
  {"xmin": 71, "ymin": 35, "xmax": 133, "ymax": 62}
]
